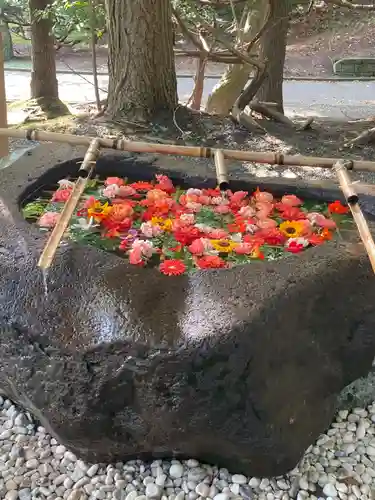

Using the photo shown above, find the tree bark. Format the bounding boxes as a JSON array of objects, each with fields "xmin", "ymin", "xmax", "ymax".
[
  {"xmin": 105, "ymin": 0, "xmax": 178, "ymax": 122},
  {"xmin": 255, "ymin": 0, "xmax": 292, "ymax": 113},
  {"xmin": 2, "ymin": 23, "xmax": 13, "ymax": 62},
  {"xmin": 29, "ymin": 0, "xmax": 59, "ymax": 99}
]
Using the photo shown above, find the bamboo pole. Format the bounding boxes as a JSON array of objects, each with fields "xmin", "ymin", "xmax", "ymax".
[
  {"xmin": 334, "ymin": 160, "xmax": 375, "ymax": 274},
  {"xmin": 214, "ymin": 149, "xmax": 229, "ymax": 191},
  {"xmin": 2, "ymin": 128, "xmax": 375, "ymax": 172},
  {"xmin": 37, "ymin": 139, "xmax": 101, "ymax": 271}
]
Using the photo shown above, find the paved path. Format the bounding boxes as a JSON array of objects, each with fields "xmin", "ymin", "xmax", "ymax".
[{"xmin": 5, "ymin": 70, "xmax": 375, "ymax": 119}]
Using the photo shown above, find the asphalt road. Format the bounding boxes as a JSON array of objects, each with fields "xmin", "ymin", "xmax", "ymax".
[{"xmin": 5, "ymin": 70, "xmax": 375, "ymax": 120}]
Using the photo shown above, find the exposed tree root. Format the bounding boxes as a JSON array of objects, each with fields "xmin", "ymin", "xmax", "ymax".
[{"xmin": 345, "ymin": 127, "xmax": 375, "ymax": 147}]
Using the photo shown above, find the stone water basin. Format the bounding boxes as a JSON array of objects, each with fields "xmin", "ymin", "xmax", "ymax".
[{"xmin": 0, "ymin": 143, "xmax": 375, "ymax": 478}]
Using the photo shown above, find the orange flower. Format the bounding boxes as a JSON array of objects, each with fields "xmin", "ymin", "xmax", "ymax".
[
  {"xmin": 328, "ymin": 200, "xmax": 349, "ymax": 214},
  {"xmin": 107, "ymin": 203, "xmax": 134, "ymax": 223},
  {"xmin": 159, "ymin": 259, "xmax": 186, "ymax": 276},
  {"xmin": 147, "ymin": 189, "xmax": 169, "ymax": 202}
]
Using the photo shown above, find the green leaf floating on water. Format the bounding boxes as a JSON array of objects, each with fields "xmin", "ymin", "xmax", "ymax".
[{"xmin": 22, "ymin": 201, "xmax": 48, "ymax": 220}]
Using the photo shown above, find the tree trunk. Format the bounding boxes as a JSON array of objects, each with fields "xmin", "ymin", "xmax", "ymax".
[
  {"xmin": 29, "ymin": 0, "xmax": 58, "ymax": 99},
  {"xmin": 28, "ymin": 0, "xmax": 69, "ymax": 117},
  {"xmin": 105, "ymin": 0, "xmax": 178, "ymax": 122},
  {"xmin": 2, "ymin": 24, "xmax": 13, "ymax": 61},
  {"xmin": 255, "ymin": 0, "xmax": 292, "ymax": 114},
  {"xmin": 205, "ymin": 0, "xmax": 266, "ymax": 116}
]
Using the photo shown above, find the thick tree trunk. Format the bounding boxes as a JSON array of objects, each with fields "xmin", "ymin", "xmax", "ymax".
[
  {"xmin": 105, "ymin": 0, "xmax": 178, "ymax": 122},
  {"xmin": 255, "ymin": 0, "xmax": 292, "ymax": 114},
  {"xmin": 2, "ymin": 24, "xmax": 13, "ymax": 61},
  {"xmin": 29, "ymin": 0, "xmax": 59, "ymax": 99},
  {"xmin": 205, "ymin": 0, "xmax": 266, "ymax": 116}
]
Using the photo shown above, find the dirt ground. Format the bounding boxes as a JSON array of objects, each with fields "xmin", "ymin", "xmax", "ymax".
[{"xmin": 11, "ymin": 5, "xmax": 375, "ymax": 78}]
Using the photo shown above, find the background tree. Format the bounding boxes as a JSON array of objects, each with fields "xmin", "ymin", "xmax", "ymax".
[
  {"xmin": 105, "ymin": 0, "xmax": 178, "ymax": 122},
  {"xmin": 29, "ymin": 0, "xmax": 68, "ymax": 116}
]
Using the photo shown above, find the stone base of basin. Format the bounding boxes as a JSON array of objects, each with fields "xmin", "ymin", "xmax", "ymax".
[{"xmin": 1, "ymin": 144, "xmax": 375, "ymax": 477}]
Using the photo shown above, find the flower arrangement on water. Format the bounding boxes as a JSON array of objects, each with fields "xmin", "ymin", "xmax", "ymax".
[{"xmin": 23, "ymin": 174, "xmax": 352, "ymax": 277}]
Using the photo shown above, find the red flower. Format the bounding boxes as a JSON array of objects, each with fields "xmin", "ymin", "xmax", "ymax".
[
  {"xmin": 285, "ymin": 241, "xmax": 305, "ymax": 253},
  {"xmin": 174, "ymin": 226, "xmax": 201, "ymax": 246},
  {"xmin": 243, "ymin": 234, "xmax": 266, "ymax": 246},
  {"xmin": 258, "ymin": 228, "xmax": 285, "ymax": 246},
  {"xmin": 196, "ymin": 255, "xmax": 227, "ymax": 269},
  {"xmin": 105, "ymin": 177, "xmax": 124, "ymax": 187},
  {"xmin": 276, "ymin": 205, "xmax": 306, "ymax": 220},
  {"xmin": 203, "ymin": 188, "xmax": 221, "ymax": 197},
  {"xmin": 129, "ymin": 181, "xmax": 154, "ymax": 191},
  {"xmin": 328, "ymin": 200, "xmax": 349, "ymax": 214},
  {"xmin": 159, "ymin": 259, "xmax": 186, "ymax": 276}
]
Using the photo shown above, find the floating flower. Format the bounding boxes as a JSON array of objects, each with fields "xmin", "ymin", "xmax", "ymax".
[
  {"xmin": 174, "ymin": 226, "xmax": 201, "ymax": 245},
  {"xmin": 140, "ymin": 221, "xmax": 163, "ymax": 238},
  {"xmin": 210, "ymin": 239, "xmax": 237, "ymax": 253},
  {"xmin": 214, "ymin": 204, "xmax": 231, "ymax": 215},
  {"xmin": 258, "ymin": 228, "xmax": 285, "ymax": 246},
  {"xmin": 328, "ymin": 200, "xmax": 349, "ymax": 214},
  {"xmin": 103, "ymin": 184, "xmax": 120, "ymax": 198},
  {"xmin": 155, "ymin": 175, "xmax": 175, "ymax": 194},
  {"xmin": 147, "ymin": 189, "xmax": 169, "ymax": 202},
  {"xmin": 52, "ymin": 188, "xmax": 72, "ymax": 202},
  {"xmin": 285, "ymin": 237, "xmax": 309, "ymax": 253},
  {"xmin": 159, "ymin": 259, "xmax": 186, "ymax": 276},
  {"xmin": 250, "ymin": 246, "xmax": 265, "ymax": 260},
  {"xmin": 179, "ymin": 213, "xmax": 195, "ymax": 225},
  {"xmin": 279, "ymin": 220, "xmax": 305, "ymax": 239},
  {"xmin": 239, "ymin": 206, "xmax": 256, "ymax": 218},
  {"xmin": 188, "ymin": 238, "xmax": 213, "ymax": 256},
  {"xmin": 151, "ymin": 217, "xmax": 173, "ymax": 232},
  {"xmin": 105, "ymin": 177, "xmax": 124, "ymax": 187},
  {"xmin": 234, "ymin": 243, "xmax": 254, "ymax": 255},
  {"xmin": 58, "ymin": 179, "xmax": 75, "ymax": 189},
  {"xmin": 253, "ymin": 189, "xmax": 273, "ymax": 203},
  {"xmin": 307, "ymin": 212, "xmax": 336, "ymax": 229},
  {"xmin": 87, "ymin": 201, "xmax": 113, "ymax": 222},
  {"xmin": 196, "ymin": 255, "xmax": 227, "ymax": 269},
  {"xmin": 281, "ymin": 194, "xmax": 302, "ymax": 206},
  {"xmin": 257, "ymin": 218, "xmax": 278, "ymax": 230},
  {"xmin": 276, "ymin": 204, "xmax": 306, "ymax": 220},
  {"xmin": 130, "ymin": 181, "xmax": 154, "ymax": 191},
  {"xmin": 38, "ymin": 211, "xmax": 60, "ymax": 228}
]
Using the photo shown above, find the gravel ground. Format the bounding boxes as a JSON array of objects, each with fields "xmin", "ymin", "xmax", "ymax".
[{"xmin": 1, "ymin": 396, "xmax": 375, "ymax": 500}]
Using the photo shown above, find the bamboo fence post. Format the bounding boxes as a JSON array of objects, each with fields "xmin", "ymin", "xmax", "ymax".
[
  {"xmin": 214, "ymin": 149, "xmax": 229, "ymax": 191},
  {"xmin": 2, "ymin": 128, "xmax": 375, "ymax": 172},
  {"xmin": 334, "ymin": 160, "xmax": 375, "ymax": 274},
  {"xmin": 37, "ymin": 139, "xmax": 101, "ymax": 271}
]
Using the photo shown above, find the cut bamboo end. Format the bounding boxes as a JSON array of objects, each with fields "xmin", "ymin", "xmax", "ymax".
[
  {"xmin": 37, "ymin": 138, "xmax": 101, "ymax": 271},
  {"xmin": 333, "ymin": 160, "xmax": 375, "ymax": 274},
  {"xmin": 214, "ymin": 149, "xmax": 229, "ymax": 192}
]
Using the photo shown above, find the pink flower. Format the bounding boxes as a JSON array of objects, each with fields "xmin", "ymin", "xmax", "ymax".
[
  {"xmin": 155, "ymin": 174, "xmax": 174, "ymax": 193},
  {"xmin": 211, "ymin": 196, "xmax": 229, "ymax": 206},
  {"xmin": 132, "ymin": 239, "xmax": 155, "ymax": 258},
  {"xmin": 253, "ymin": 190, "xmax": 274, "ymax": 203},
  {"xmin": 307, "ymin": 212, "xmax": 336, "ymax": 229},
  {"xmin": 105, "ymin": 177, "xmax": 124, "ymax": 187},
  {"xmin": 129, "ymin": 246, "xmax": 144, "ymax": 265},
  {"xmin": 188, "ymin": 238, "xmax": 212, "ymax": 256},
  {"xmin": 179, "ymin": 213, "xmax": 195, "ymax": 225},
  {"xmin": 83, "ymin": 196, "xmax": 96, "ymax": 209},
  {"xmin": 256, "ymin": 201, "xmax": 273, "ymax": 215},
  {"xmin": 186, "ymin": 202, "xmax": 203, "ymax": 212},
  {"xmin": 299, "ymin": 219, "xmax": 313, "ymax": 236},
  {"xmin": 140, "ymin": 222, "xmax": 162, "ymax": 238},
  {"xmin": 214, "ymin": 205, "xmax": 231, "ymax": 214},
  {"xmin": 281, "ymin": 194, "xmax": 302, "ymax": 207},
  {"xmin": 198, "ymin": 195, "xmax": 211, "ymax": 205},
  {"xmin": 231, "ymin": 191, "xmax": 248, "ymax": 203},
  {"xmin": 118, "ymin": 185, "xmax": 137, "ymax": 198},
  {"xmin": 52, "ymin": 188, "xmax": 72, "ymax": 202},
  {"xmin": 186, "ymin": 188, "xmax": 202, "ymax": 197},
  {"xmin": 103, "ymin": 184, "xmax": 120, "ymax": 198},
  {"xmin": 38, "ymin": 211, "xmax": 60, "ymax": 228},
  {"xmin": 239, "ymin": 206, "xmax": 256, "ymax": 218},
  {"xmin": 234, "ymin": 243, "xmax": 254, "ymax": 255},
  {"xmin": 257, "ymin": 218, "xmax": 278, "ymax": 229},
  {"xmin": 208, "ymin": 228, "xmax": 229, "ymax": 239}
]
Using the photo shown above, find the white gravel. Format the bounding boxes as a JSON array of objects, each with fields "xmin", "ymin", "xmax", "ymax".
[{"xmin": 0, "ymin": 396, "xmax": 375, "ymax": 500}]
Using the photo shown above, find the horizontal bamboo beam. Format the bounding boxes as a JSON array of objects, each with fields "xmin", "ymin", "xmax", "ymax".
[{"xmin": 2, "ymin": 127, "xmax": 375, "ymax": 172}]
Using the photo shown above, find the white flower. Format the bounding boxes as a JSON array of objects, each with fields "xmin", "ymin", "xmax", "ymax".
[
  {"xmin": 58, "ymin": 179, "xmax": 75, "ymax": 189},
  {"xmin": 230, "ymin": 232, "xmax": 243, "ymax": 243},
  {"xmin": 71, "ymin": 217, "xmax": 98, "ymax": 231}
]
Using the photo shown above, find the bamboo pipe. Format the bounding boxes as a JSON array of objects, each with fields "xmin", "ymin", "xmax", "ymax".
[
  {"xmin": 2, "ymin": 127, "xmax": 375, "ymax": 172},
  {"xmin": 214, "ymin": 149, "xmax": 229, "ymax": 191},
  {"xmin": 334, "ymin": 160, "xmax": 375, "ymax": 274},
  {"xmin": 37, "ymin": 139, "xmax": 101, "ymax": 271}
]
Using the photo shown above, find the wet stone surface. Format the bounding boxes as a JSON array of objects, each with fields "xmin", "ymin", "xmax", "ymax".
[{"xmin": 1, "ymin": 144, "xmax": 375, "ymax": 477}]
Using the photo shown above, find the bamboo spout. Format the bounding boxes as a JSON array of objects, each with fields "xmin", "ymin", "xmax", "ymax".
[
  {"xmin": 214, "ymin": 149, "xmax": 229, "ymax": 192},
  {"xmin": 37, "ymin": 139, "xmax": 101, "ymax": 271},
  {"xmin": 334, "ymin": 160, "xmax": 375, "ymax": 274}
]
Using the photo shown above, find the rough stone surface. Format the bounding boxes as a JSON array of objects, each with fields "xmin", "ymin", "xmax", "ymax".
[{"xmin": 1, "ymin": 144, "xmax": 375, "ymax": 477}]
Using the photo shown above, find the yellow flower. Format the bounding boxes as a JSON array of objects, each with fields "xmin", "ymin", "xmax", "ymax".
[
  {"xmin": 151, "ymin": 217, "xmax": 173, "ymax": 232},
  {"xmin": 279, "ymin": 220, "xmax": 305, "ymax": 238},
  {"xmin": 87, "ymin": 201, "xmax": 113, "ymax": 222},
  {"xmin": 210, "ymin": 239, "xmax": 237, "ymax": 253}
]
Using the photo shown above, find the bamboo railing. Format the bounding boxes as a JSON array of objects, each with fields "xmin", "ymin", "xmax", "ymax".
[{"xmin": 2, "ymin": 127, "xmax": 375, "ymax": 172}]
